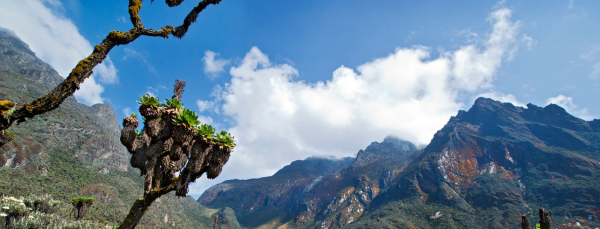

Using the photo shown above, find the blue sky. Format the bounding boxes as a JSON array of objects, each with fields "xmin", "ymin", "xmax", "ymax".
[{"xmin": 1, "ymin": 0, "xmax": 599, "ymax": 197}]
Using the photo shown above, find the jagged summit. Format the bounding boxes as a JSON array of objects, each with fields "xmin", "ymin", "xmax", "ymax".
[
  {"xmin": 354, "ymin": 136, "xmax": 418, "ymax": 168},
  {"xmin": 0, "ymin": 27, "xmax": 64, "ymax": 91},
  {"xmin": 272, "ymin": 156, "xmax": 354, "ymax": 178},
  {"xmin": 382, "ymin": 135, "xmax": 418, "ymax": 151}
]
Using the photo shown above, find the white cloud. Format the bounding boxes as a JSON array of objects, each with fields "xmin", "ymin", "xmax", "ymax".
[
  {"xmin": 123, "ymin": 107, "xmax": 133, "ymax": 117},
  {"xmin": 450, "ymin": 8, "xmax": 519, "ymax": 91},
  {"xmin": 197, "ymin": 100, "xmax": 214, "ymax": 112},
  {"xmin": 0, "ymin": 0, "xmax": 119, "ymax": 105},
  {"xmin": 117, "ymin": 16, "xmax": 127, "ymax": 23},
  {"xmin": 569, "ymin": 0, "xmax": 574, "ymax": 9},
  {"xmin": 74, "ymin": 76, "xmax": 104, "ymax": 104},
  {"xmin": 198, "ymin": 115, "xmax": 213, "ymax": 125},
  {"xmin": 522, "ymin": 34, "xmax": 537, "ymax": 51},
  {"xmin": 143, "ymin": 85, "xmax": 166, "ymax": 98},
  {"xmin": 476, "ymin": 91, "xmax": 525, "ymax": 107},
  {"xmin": 123, "ymin": 47, "xmax": 156, "ymax": 73},
  {"xmin": 203, "ymin": 50, "xmax": 229, "ymax": 78},
  {"xmin": 96, "ymin": 57, "xmax": 119, "ymax": 84},
  {"xmin": 188, "ymin": 8, "xmax": 522, "ymax": 195},
  {"xmin": 591, "ymin": 61, "xmax": 600, "ymax": 79},
  {"xmin": 546, "ymin": 94, "xmax": 593, "ymax": 120},
  {"xmin": 580, "ymin": 46, "xmax": 600, "ymax": 60}
]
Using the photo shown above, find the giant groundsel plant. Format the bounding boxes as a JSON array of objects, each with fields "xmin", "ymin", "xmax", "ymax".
[{"xmin": 119, "ymin": 80, "xmax": 235, "ymax": 228}]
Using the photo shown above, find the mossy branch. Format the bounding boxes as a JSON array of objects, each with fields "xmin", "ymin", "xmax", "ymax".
[{"xmin": 0, "ymin": 0, "xmax": 222, "ymax": 147}]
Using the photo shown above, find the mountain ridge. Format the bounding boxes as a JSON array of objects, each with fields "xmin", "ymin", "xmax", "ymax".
[{"xmin": 200, "ymin": 97, "xmax": 600, "ymax": 228}]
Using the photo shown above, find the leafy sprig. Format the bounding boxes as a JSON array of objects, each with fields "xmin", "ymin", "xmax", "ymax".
[
  {"xmin": 165, "ymin": 98, "xmax": 184, "ymax": 110},
  {"xmin": 196, "ymin": 124, "xmax": 215, "ymax": 139},
  {"xmin": 137, "ymin": 94, "xmax": 164, "ymax": 107},
  {"xmin": 215, "ymin": 131, "xmax": 236, "ymax": 147},
  {"xmin": 4, "ymin": 130, "xmax": 14, "ymax": 138},
  {"xmin": 173, "ymin": 108, "xmax": 200, "ymax": 127}
]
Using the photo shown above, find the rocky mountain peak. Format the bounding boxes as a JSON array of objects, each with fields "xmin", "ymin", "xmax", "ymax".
[
  {"xmin": 382, "ymin": 135, "xmax": 418, "ymax": 151},
  {"xmin": 272, "ymin": 156, "xmax": 354, "ymax": 178},
  {"xmin": 0, "ymin": 27, "xmax": 64, "ymax": 91},
  {"xmin": 354, "ymin": 136, "xmax": 417, "ymax": 168}
]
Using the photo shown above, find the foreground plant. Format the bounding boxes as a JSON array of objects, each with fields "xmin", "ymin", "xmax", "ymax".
[
  {"xmin": 173, "ymin": 108, "xmax": 200, "ymax": 127},
  {"xmin": 1, "ymin": 194, "xmax": 108, "ymax": 228},
  {"xmin": 137, "ymin": 94, "xmax": 163, "ymax": 108},
  {"xmin": 165, "ymin": 97, "xmax": 184, "ymax": 111},
  {"xmin": 119, "ymin": 80, "xmax": 235, "ymax": 229},
  {"xmin": 197, "ymin": 124, "xmax": 215, "ymax": 139},
  {"xmin": 216, "ymin": 131, "xmax": 236, "ymax": 147}
]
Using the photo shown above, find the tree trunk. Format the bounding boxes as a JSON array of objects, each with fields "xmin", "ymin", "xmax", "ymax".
[{"xmin": 118, "ymin": 193, "xmax": 161, "ymax": 229}]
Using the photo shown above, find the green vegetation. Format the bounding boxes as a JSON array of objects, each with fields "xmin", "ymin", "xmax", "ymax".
[
  {"xmin": 71, "ymin": 197, "xmax": 95, "ymax": 204},
  {"xmin": 173, "ymin": 108, "xmax": 200, "ymax": 127},
  {"xmin": 216, "ymin": 131, "xmax": 236, "ymax": 147},
  {"xmin": 0, "ymin": 193, "xmax": 107, "ymax": 228},
  {"xmin": 130, "ymin": 113, "xmax": 136, "ymax": 117},
  {"xmin": 136, "ymin": 94, "xmax": 163, "ymax": 107},
  {"xmin": 134, "ymin": 130, "xmax": 141, "ymax": 139},
  {"xmin": 165, "ymin": 98, "xmax": 184, "ymax": 110},
  {"xmin": 0, "ymin": 149, "xmax": 215, "ymax": 228},
  {"xmin": 196, "ymin": 124, "xmax": 215, "ymax": 139},
  {"xmin": 4, "ymin": 130, "xmax": 13, "ymax": 138}
]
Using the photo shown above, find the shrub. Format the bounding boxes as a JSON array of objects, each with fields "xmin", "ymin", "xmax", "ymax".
[{"xmin": 23, "ymin": 194, "xmax": 60, "ymax": 214}]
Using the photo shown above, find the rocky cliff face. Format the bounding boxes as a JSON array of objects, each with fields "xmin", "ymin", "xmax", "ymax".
[
  {"xmin": 0, "ymin": 27, "xmax": 63, "ymax": 91},
  {"xmin": 200, "ymin": 98, "xmax": 600, "ymax": 229},
  {"xmin": 199, "ymin": 156, "xmax": 355, "ymax": 227},
  {"xmin": 199, "ymin": 136, "xmax": 420, "ymax": 228},
  {"xmin": 349, "ymin": 98, "xmax": 600, "ymax": 228},
  {"xmin": 0, "ymin": 27, "xmax": 128, "ymax": 173}
]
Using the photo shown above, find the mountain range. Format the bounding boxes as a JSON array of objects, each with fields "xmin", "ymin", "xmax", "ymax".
[{"xmin": 201, "ymin": 98, "xmax": 600, "ymax": 229}]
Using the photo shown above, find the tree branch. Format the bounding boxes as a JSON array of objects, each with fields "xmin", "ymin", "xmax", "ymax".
[{"xmin": 0, "ymin": 0, "xmax": 222, "ymax": 146}]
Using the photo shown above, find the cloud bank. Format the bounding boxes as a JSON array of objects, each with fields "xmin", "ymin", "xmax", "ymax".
[
  {"xmin": 0, "ymin": 0, "xmax": 118, "ymax": 105},
  {"xmin": 189, "ymin": 8, "xmax": 522, "ymax": 195}
]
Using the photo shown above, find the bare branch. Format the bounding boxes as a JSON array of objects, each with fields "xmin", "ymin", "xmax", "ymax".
[
  {"xmin": 151, "ymin": 0, "xmax": 186, "ymax": 7},
  {"xmin": 173, "ymin": 0, "xmax": 222, "ymax": 38}
]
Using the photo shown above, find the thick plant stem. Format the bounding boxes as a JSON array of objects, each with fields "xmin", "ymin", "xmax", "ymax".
[
  {"xmin": 118, "ymin": 196, "xmax": 159, "ymax": 229},
  {"xmin": 118, "ymin": 185, "xmax": 174, "ymax": 229}
]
